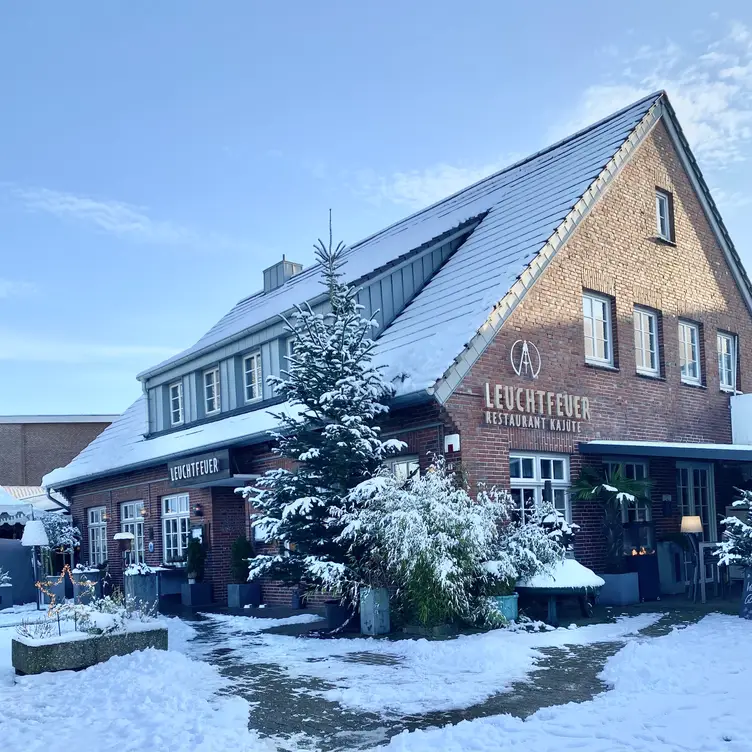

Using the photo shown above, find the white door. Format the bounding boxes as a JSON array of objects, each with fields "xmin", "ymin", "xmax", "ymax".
[{"xmin": 677, "ymin": 462, "xmax": 716, "ymax": 582}]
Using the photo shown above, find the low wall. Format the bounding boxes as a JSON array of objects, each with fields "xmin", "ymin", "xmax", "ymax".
[{"xmin": 12, "ymin": 627, "xmax": 168, "ymax": 675}]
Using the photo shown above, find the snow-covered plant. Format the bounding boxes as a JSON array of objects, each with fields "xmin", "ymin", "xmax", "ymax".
[
  {"xmin": 124, "ymin": 562, "xmax": 159, "ymax": 576},
  {"xmin": 0, "ymin": 567, "xmax": 11, "ymax": 586},
  {"xmin": 541, "ymin": 508, "xmax": 579, "ymax": 551},
  {"xmin": 718, "ymin": 488, "xmax": 752, "ymax": 569},
  {"xmin": 571, "ymin": 466, "xmax": 651, "ymax": 573},
  {"xmin": 39, "ymin": 512, "xmax": 81, "ymax": 549},
  {"xmin": 238, "ymin": 229, "xmax": 403, "ymax": 596},
  {"xmin": 16, "ymin": 616, "xmax": 53, "ymax": 640}
]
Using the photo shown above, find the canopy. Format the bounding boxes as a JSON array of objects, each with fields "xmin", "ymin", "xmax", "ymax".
[{"xmin": 580, "ymin": 440, "xmax": 752, "ymax": 461}]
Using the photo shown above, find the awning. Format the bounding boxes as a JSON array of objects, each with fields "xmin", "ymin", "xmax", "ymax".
[{"xmin": 579, "ymin": 440, "xmax": 752, "ymax": 462}]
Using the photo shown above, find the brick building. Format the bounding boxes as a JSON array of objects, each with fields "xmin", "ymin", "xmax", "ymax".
[
  {"xmin": 0, "ymin": 415, "xmax": 116, "ymax": 486},
  {"xmin": 45, "ymin": 91, "xmax": 752, "ymax": 604}
]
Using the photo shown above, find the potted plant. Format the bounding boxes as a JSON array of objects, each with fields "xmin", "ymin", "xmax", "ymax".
[
  {"xmin": 718, "ymin": 488, "xmax": 752, "ymax": 619},
  {"xmin": 227, "ymin": 536, "xmax": 261, "ymax": 608},
  {"xmin": 72, "ymin": 563, "xmax": 104, "ymax": 602},
  {"xmin": 0, "ymin": 567, "xmax": 12, "ymax": 610},
  {"xmin": 485, "ymin": 576, "xmax": 519, "ymax": 623},
  {"xmin": 571, "ymin": 466, "xmax": 651, "ymax": 606},
  {"xmin": 181, "ymin": 537, "xmax": 211, "ymax": 607}
]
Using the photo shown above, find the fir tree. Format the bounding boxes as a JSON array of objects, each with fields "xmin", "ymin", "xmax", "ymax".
[
  {"xmin": 238, "ymin": 225, "xmax": 403, "ymax": 597},
  {"xmin": 718, "ymin": 488, "xmax": 752, "ymax": 568}
]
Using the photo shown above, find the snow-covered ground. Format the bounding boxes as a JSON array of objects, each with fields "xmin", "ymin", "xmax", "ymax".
[
  {"xmin": 372, "ymin": 613, "xmax": 752, "ymax": 752},
  {"xmin": 0, "ymin": 609, "xmax": 272, "ymax": 751},
  {"xmin": 199, "ymin": 612, "xmax": 661, "ymax": 716}
]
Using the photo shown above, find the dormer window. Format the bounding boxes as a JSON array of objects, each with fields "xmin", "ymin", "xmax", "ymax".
[
  {"xmin": 169, "ymin": 382, "xmax": 184, "ymax": 426},
  {"xmin": 243, "ymin": 352, "xmax": 262, "ymax": 403},
  {"xmin": 656, "ymin": 189, "xmax": 674, "ymax": 242},
  {"xmin": 204, "ymin": 367, "xmax": 220, "ymax": 415}
]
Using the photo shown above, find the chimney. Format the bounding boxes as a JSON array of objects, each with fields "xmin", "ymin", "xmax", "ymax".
[{"xmin": 263, "ymin": 255, "xmax": 303, "ymax": 293}]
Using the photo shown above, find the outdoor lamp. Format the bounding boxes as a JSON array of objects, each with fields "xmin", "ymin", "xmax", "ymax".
[
  {"xmin": 21, "ymin": 520, "xmax": 49, "ymax": 611},
  {"xmin": 681, "ymin": 515, "xmax": 703, "ymax": 534}
]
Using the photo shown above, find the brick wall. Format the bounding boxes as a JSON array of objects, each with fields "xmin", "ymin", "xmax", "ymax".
[
  {"xmin": 0, "ymin": 421, "xmax": 111, "ymax": 486},
  {"xmin": 442, "ymin": 119, "xmax": 752, "ymax": 569}
]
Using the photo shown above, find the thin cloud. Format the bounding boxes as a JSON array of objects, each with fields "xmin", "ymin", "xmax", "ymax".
[
  {"xmin": 556, "ymin": 21, "xmax": 752, "ymax": 169},
  {"xmin": 0, "ymin": 329, "xmax": 178, "ymax": 364},
  {"xmin": 0, "ymin": 279, "xmax": 36, "ymax": 299},
  {"xmin": 351, "ymin": 156, "xmax": 521, "ymax": 211},
  {"xmin": 9, "ymin": 186, "xmax": 244, "ymax": 252}
]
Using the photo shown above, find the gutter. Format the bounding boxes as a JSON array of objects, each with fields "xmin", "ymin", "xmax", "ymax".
[{"xmin": 45, "ymin": 488, "xmax": 69, "ymax": 511}]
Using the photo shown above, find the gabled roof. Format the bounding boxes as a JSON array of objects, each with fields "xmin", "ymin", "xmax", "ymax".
[{"xmin": 46, "ymin": 90, "xmax": 752, "ymax": 489}]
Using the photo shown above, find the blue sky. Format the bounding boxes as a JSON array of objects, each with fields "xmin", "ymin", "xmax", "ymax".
[{"xmin": 2, "ymin": 2, "xmax": 752, "ymax": 415}]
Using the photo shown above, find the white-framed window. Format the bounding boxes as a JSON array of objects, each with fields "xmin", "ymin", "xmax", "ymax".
[
  {"xmin": 204, "ymin": 367, "xmax": 220, "ymax": 415},
  {"xmin": 87, "ymin": 506, "xmax": 108, "ymax": 565},
  {"xmin": 582, "ymin": 292, "xmax": 613, "ymax": 366},
  {"xmin": 162, "ymin": 493, "xmax": 190, "ymax": 563},
  {"xmin": 509, "ymin": 453, "xmax": 570, "ymax": 522},
  {"xmin": 243, "ymin": 352, "xmax": 263, "ymax": 403},
  {"xmin": 385, "ymin": 455, "xmax": 420, "ymax": 483},
  {"xmin": 169, "ymin": 381, "xmax": 184, "ymax": 426},
  {"xmin": 717, "ymin": 332, "xmax": 737, "ymax": 392},
  {"xmin": 656, "ymin": 189, "xmax": 673, "ymax": 241},
  {"xmin": 605, "ymin": 461, "xmax": 650, "ymax": 523},
  {"xmin": 121, "ymin": 501, "xmax": 145, "ymax": 565},
  {"xmin": 678, "ymin": 321, "xmax": 701, "ymax": 385},
  {"xmin": 633, "ymin": 307, "xmax": 659, "ymax": 376}
]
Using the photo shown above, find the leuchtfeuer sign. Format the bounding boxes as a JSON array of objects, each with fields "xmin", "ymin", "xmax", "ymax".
[{"xmin": 483, "ymin": 383, "xmax": 591, "ymax": 434}]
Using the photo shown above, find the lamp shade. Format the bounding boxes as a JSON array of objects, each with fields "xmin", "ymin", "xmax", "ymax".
[
  {"xmin": 21, "ymin": 519, "xmax": 49, "ymax": 547},
  {"xmin": 681, "ymin": 515, "xmax": 703, "ymax": 534}
]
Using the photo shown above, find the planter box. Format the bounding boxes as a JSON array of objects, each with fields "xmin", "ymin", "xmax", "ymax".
[
  {"xmin": 181, "ymin": 582, "xmax": 212, "ymax": 607},
  {"xmin": 42, "ymin": 576, "xmax": 66, "ymax": 606},
  {"xmin": 360, "ymin": 587, "xmax": 390, "ymax": 635},
  {"xmin": 11, "ymin": 627, "xmax": 167, "ymax": 675},
  {"xmin": 124, "ymin": 573, "xmax": 159, "ymax": 606},
  {"xmin": 0, "ymin": 584, "xmax": 12, "ymax": 610},
  {"xmin": 597, "ymin": 572, "xmax": 640, "ymax": 606},
  {"xmin": 72, "ymin": 571, "xmax": 103, "ymax": 604},
  {"xmin": 227, "ymin": 582, "xmax": 261, "ymax": 609},
  {"xmin": 490, "ymin": 593, "xmax": 519, "ymax": 622},
  {"xmin": 324, "ymin": 600, "xmax": 356, "ymax": 631},
  {"xmin": 741, "ymin": 568, "xmax": 752, "ymax": 620}
]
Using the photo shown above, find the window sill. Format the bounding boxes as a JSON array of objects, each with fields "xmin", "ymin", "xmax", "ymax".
[
  {"xmin": 720, "ymin": 387, "xmax": 736, "ymax": 395},
  {"xmin": 636, "ymin": 371, "xmax": 665, "ymax": 382},
  {"xmin": 585, "ymin": 360, "xmax": 619, "ymax": 372},
  {"xmin": 653, "ymin": 236, "xmax": 677, "ymax": 247},
  {"xmin": 680, "ymin": 380, "xmax": 706, "ymax": 390}
]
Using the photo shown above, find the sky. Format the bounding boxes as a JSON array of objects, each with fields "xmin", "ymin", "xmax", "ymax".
[{"xmin": 2, "ymin": 1, "xmax": 752, "ymax": 415}]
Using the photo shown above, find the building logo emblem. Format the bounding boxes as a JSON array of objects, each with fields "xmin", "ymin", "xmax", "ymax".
[{"xmin": 510, "ymin": 340, "xmax": 541, "ymax": 379}]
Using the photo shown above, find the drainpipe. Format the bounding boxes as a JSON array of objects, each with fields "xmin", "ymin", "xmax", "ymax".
[{"xmin": 45, "ymin": 488, "xmax": 70, "ymax": 511}]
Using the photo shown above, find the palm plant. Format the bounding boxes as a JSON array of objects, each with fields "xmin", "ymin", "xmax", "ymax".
[{"xmin": 571, "ymin": 465, "xmax": 651, "ymax": 573}]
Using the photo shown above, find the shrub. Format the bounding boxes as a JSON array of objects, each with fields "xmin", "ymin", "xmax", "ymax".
[
  {"xmin": 186, "ymin": 538, "xmax": 206, "ymax": 582},
  {"xmin": 230, "ymin": 535, "xmax": 254, "ymax": 584}
]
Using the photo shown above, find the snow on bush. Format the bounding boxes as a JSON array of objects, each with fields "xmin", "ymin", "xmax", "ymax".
[
  {"xmin": 718, "ymin": 487, "xmax": 752, "ymax": 568},
  {"xmin": 237, "ymin": 232, "xmax": 402, "ymax": 597},
  {"xmin": 337, "ymin": 457, "xmax": 565, "ymax": 626},
  {"xmin": 39, "ymin": 512, "xmax": 81, "ymax": 549},
  {"xmin": 0, "ymin": 568, "xmax": 11, "ymax": 586}
]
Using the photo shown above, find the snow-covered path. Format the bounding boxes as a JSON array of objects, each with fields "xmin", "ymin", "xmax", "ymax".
[{"xmin": 373, "ymin": 613, "xmax": 752, "ymax": 752}]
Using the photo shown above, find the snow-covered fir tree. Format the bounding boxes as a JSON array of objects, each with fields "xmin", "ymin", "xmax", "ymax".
[
  {"xmin": 238, "ymin": 228, "xmax": 403, "ymax": 596},
  {"xmin": 718, "ymin": 488, "xmax": 752, "ymax": 568}
]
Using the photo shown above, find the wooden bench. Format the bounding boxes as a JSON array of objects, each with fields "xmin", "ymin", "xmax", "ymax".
[{"xmin": 515, "ymin": 585, "xmax": 599, "ymax": 628}]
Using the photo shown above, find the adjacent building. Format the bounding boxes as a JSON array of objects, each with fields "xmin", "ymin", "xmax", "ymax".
[{"xmin": 44, "ymin": 91, "xmax": 752, "ymax": 604}]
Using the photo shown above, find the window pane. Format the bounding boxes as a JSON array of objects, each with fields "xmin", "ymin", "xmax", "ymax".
[
  {"xmin": 552, "ymin": 460, "xmax": 564, "ymax": 480},
  {"xmin": 509, "ymin": 458, "xmax": 521, "ymax": 479},
  {"xmin": 540, "ymin": 459, "xmax": 552, "ymax": 479},
  {"xmin": 521, "ymin": 458, "xmax": 534, "ymax": 479}
]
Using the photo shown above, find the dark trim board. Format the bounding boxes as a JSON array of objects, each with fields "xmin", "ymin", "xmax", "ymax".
[{"xmin": 579, "ymin": 441, "xmax": 752, "ymax": 462}]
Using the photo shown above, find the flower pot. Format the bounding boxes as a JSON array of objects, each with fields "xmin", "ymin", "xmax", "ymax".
[
  {"xmin": 42, "ymin": 575, "xmax": 66, "ymax": 606},
  {"xmin": 181, "ymin": 582, "xmax": 212, "ymax": 607},
  {"xmin": 72, "ymin": 571, "xmax": 103, "ymax": 603},
  {"xmin": 325, "ymin": 599, "xmax": 353, "ymax": 630},
  {"xmin": 227, "ymin": 582, "xmax": 262, "ymax": 609},
  {"xmin": 359, "ymin": 587, "xmax": 390, "ymax": 635},
  {"xmin": 597, "ymin": 572, "xmax": 640, "ymax": 606},
  {"xmin": 124, "ymin": 572, "xmax": 159, "ymax": 606},
  {"xmin": 0, "ymin": 584, "xmax": 12, "ymax": 610},
  {"xmin": 490, "ymin": 593, "xmax": 519, "ymax": 622},
  {"xmin": 741, "ymin": 567, "xmax": 752, "ymax": 620}
]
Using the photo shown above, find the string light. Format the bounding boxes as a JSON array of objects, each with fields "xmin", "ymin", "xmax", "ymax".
[{"xmin": 35, "ymin": 564, "xmax": 97, "ymax": 616}]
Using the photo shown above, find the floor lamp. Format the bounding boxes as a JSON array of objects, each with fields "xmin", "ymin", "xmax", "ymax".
[
  {"xmin": 21, "ymin": 519, "xmax": 50, "ymax": 610},
  {"xmin": 681, "ymin": 515, "xmax": 703, "ymax": 601}
]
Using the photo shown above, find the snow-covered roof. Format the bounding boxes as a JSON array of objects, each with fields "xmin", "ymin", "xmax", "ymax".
[
  {"xmin": 48, "ymin": 90, "xmax": 751, "ymax": 490},
  {"xmin": 0, "ymin": 486, "xmax": 67, "ymax": 511}
]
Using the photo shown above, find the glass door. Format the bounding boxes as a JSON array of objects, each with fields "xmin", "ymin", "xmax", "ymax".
[{"xmin": 676, "ymin": 462, "xmax": 716, "ymax": 582}]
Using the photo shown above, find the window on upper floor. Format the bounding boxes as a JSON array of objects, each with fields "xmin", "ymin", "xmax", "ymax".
[
  {"xmin": 633, "ymin": 307, "xmax": 660, "ymax": 377},
  {"xmin": 656, "ymin": 189, "xmax": 674, "ymax": 242},
  {"xmin": 717, "ymin": 331, "xmax": 737, "ymax": 393},
  {"xmin": 169, "ymin": 381, "xmax": 184, "ymax": 426},
  {"xmin": 582, "ymin": 292, "xmax": 614, "ymax": 366},
  {"xmin": 243, "ymin": 352, "xmax": 263, "ymax": 403},
  {"xmin": 204, "ymin": 367, "xmax": 220, "ymax": 415},
  {"xmin": 678, "ymin": 320, "xmax": 702, "ymax": 385}
]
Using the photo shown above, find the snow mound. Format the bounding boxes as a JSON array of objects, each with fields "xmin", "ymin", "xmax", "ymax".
[{"xmin": 517, "ymin": 558, "xmax": 605, "ymax": 589}]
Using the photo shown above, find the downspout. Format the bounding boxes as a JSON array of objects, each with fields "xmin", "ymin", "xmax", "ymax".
[{"xmin": 45, "ymin": 488, "xmax": 70, "ymax": 511}]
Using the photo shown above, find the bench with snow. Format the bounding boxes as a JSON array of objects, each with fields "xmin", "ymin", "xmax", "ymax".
[{"xmin": 516, "ymin": 559, "xmax": 604, "ymax": 628}]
